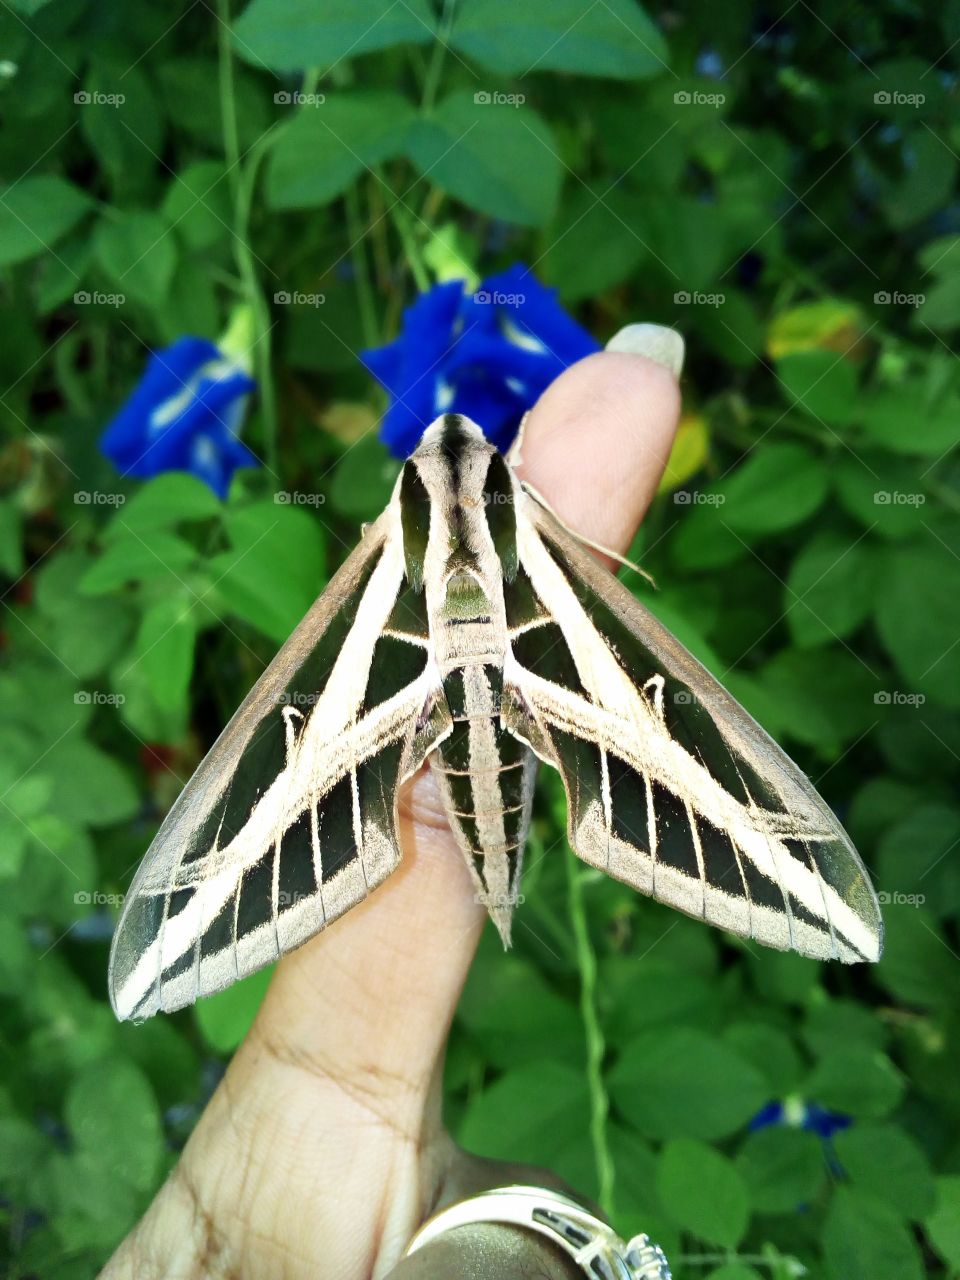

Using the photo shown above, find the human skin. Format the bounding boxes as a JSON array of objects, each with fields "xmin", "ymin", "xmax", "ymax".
[{"xmin": 101, "ymin": 348, "xmax": 681, "ymax": 1280}]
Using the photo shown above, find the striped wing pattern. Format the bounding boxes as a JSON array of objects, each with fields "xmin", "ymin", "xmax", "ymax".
[
  {"xmin": 109, "ymin": 517, "xmax": 450, "ymax": 1021},
  {"xmin": 110, "ymin": 414, "xmax": 881, "ymax": 1023},
  {"xmin": 501, "ymin": 499, "xmax": 882, "ymax": 964}
]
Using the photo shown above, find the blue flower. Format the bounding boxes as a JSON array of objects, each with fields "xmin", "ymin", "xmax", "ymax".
[
  {"xmin": 750, "ymin": 1098, "xmax": 851, "ymax": 1140},
  {"xmin": 100, "ymin": 335, "xmax": 258, "ymax": 499},
  {"xmin": 362, "ymin": 263, "xmax": 601, "ymax": 457}
]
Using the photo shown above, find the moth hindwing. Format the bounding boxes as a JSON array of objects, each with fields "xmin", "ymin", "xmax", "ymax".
[{"xmin": 109, "ymin": 413, "xmax": 882, "ymax": 1021}]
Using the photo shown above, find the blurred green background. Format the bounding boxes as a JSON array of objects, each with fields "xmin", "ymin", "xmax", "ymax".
[{"xmin": 1, "ymin": 1, "xmax": 959, "ymax": 1277}]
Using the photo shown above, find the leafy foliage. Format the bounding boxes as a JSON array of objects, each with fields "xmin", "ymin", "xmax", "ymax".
[{"xmin": 0, "ymin": 1, "xmax": 957, "ymax": 1277}]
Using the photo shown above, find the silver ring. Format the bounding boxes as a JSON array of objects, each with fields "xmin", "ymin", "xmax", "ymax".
[{"xmin": 404, "ymin": 1184, "xmax": 671, "ymax": 1279}]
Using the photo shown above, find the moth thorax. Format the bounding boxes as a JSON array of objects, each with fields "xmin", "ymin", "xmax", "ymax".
[{"xmin": 443, "ymin": 571, "xmax": 492, "ymax": 623}]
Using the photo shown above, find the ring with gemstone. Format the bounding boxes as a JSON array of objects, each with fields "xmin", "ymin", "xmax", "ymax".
[{"xmin": 403, "ymin": 1184, "xmax": 672, "ymax": 1279}]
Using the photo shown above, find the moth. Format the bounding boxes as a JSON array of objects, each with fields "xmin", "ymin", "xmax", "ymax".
[{"xmin": 109, "ymin": 414, "xmax": 883, "ymax": 1021}]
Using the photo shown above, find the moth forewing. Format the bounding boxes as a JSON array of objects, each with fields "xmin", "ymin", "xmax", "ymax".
[{"xmin": 110, "ymin": 413, "xmax": 881, "ymax": 1023}]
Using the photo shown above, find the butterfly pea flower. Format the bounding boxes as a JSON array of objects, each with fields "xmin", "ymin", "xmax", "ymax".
[
  {"xmin": 750, "ymin": 1097, "xmax": 851, "ymax": 1139},
  {"xmin": 362, "ymin": 263, "xmax": 601, "ymax": 457},
  {"xmin": 99, "ymin": 306, "xmax": 259, "ymax": 499}
]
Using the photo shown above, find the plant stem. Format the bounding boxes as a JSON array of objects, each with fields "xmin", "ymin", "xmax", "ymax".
[
  {"xmin": 421, "ymin": 0, "xmax": 456, "ymax": 111},
  {"xmin": 216, "ymin": 0, "xmax": 278, "ymax": 475},
  {"xmin": 389, "ymin": 194, "xmax": 431, "ymax": 292},
  {"xmin": 345, "ymin": 183, "xmax": 379, "ymax": 348},
  {"xmin": 565, "ymin": 846, "xmax": 615, "ymax": 1218}
]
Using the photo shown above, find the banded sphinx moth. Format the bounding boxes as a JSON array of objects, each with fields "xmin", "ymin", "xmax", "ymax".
[{"xmin": 109, "ymin": 414, "xmax": 882, "ymax": 1022}]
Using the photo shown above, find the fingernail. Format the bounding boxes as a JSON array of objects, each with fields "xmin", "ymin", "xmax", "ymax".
[{"xmin": 605, "ymin": 323, "xmax": 685, "ymax": 379}]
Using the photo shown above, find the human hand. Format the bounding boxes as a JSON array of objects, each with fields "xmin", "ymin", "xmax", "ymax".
[{"xmin": 102, "ymin": 342, "xmax": 681, "ymax": 1280}]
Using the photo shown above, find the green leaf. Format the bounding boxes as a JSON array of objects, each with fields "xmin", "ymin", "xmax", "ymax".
[
  {"xmin": 926, "ymin": 1176, "xmax": 960, "ymax": 1270},
  {"xmin": 859, "ymin": 382, "xmax": 960, "ymax": 455},
  {"xmin": 876, "ymin": 804, "xmax": 960, "ymax": 920},
  {"xmin": 0, "ymin": 498, "xmax": 23, "ymax": 578},
  {"xmin": 211, "ymin": 500, "xmax": 326, "ymax": 644},
  {"xmin": 609, "ymin": 1028, "xmax": 767, "ymax": 1140},
  {"xmin": 785, "ymin": 532, "xmax": 879, "ymax": 648},
  {"xmin": 823, "ymin": 1187, "xmax": 924, "ymax": 1280},
  {"xmin": 459, "ymin": 1060, "xmax": 589, "ymax": 1164},
  {"xmin": 834, "ymin": 1124, "xmax": 935, "ymax": 1220},
  {"xmin": 876, "ymin": 906, "xmax": 959, "ymax": 1009},
  {"xmin": 656, "ymin": 1138, "xmax": 750, "ymax": 1247},
  {"xmin": 65, "ymin": 1059, "xmax": 163, "ymax": 1195},
  {"xmin": 194, "ymin": 964, "xmax": 274, "ymax": 1054},
  {"xmin": 132, "ymin": 594, "xmax": 198, "ymax": 715},
  {"xmin": 95, "ymin": 210, "xmax": 177, "ymax": 305},
  {"xmin": 705, "ymin": 1268, "xmax": 764, "ymax": 1280},
  {"xmin": 723, "ymin": 1023, "xmax": 803, "ymax": 1095},
  {"xmin": 832, "ymin": 451, "xmax": 929, "ymax": 540},
  {"xmin": 735, "ymin": 1127, "xmax": 825, "ymax": 1213},
  {"xmin": 756, "ymin": 648, "xmax": 878, "ymax": 750},
  {"xmin": 328, "ymin": 434, "xmax": 402, "ymax": 521},
  {"xmin": 449, "ymin": 0, "xmax": 668, "ymax": 78},
  {"xmin": 233, "ymin": 0, "xmax": 435, "ymax": 70},
  {"xmin": 804, "ymin": 1046, "xmax": 905, "ymax": 1118},
  {"xmin": 457, "ymin": 948, "xmax": 581, "ymax": 1068},
  {"xmin": 0, "ymin": 176, "xmax": 90, "ymax": 268},
  {"xmin": 109, "ymin": 472, "xmax": 222, "ymax": 535},
  {"xmin": 542, "ymin": 185, "xmax": 647, "ymax": 302},
  {"xmin": 777, "ymin": 350, "xmax": 858, "ymax": 425},
  {"xmin": 44, "ymin": 737, "xmax": 140, "ymax": 827},
  {"xmin": 266, "ymin": 93, "xmax": 416, "ymax": 209},
  {"xmin": 162, "ymin": 162, "xmax": 234, "ymax": 251},
  {"xmin": 407, "ymin": 92, "xmax": 561, "ymax": 227},
  {"xmin": 719, "ymin": 443, "xmax": 829, "ymax": 534},
  {"xmin": 875, "ymin": 543, "xmax": 960, "ymax": 709},
  {"xmin": 80, "ymin": 532, "xmax": 199, "ymax": 594}
]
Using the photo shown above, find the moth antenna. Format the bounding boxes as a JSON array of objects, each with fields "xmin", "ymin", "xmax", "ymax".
[{"xmin": 519, "ymin": 480, "xmax": 658, "ymax": 588}]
